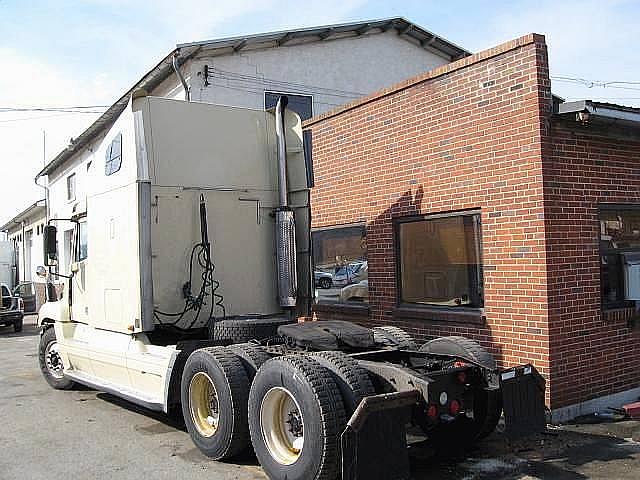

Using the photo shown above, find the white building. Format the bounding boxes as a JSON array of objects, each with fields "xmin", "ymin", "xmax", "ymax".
[
  {"xmin": 35, "ymin": 18, "xmax": 467, "ymax": 277},
  {"xmin": 0, "ymin": 199, "xmax": 47, "ymax": 309}
]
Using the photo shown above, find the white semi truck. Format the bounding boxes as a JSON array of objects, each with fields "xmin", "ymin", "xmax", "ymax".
[{"xmin": 37, "ymin": 94, "xmax": 545, "ymax": 480}]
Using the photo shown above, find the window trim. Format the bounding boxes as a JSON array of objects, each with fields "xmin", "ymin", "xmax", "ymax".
[
  {"xmin": 264, "ymin": 91, "xmax": 314, "ymax": 120},
  {"xmin": 598, "ymin": 204, "xmax": 640, "ymax": 311},
  {"xmin": 393, "ymin": 209, "xmax": 484, "ymax": 317}
]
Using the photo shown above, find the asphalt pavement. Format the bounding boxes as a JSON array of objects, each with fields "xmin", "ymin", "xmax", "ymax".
[{"xmin": 2, "ymin": 316, "xmax": 640, "ymax": 480}]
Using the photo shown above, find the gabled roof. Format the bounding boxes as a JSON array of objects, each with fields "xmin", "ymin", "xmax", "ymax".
[
  {"xmin": 0, "ymin": 199, "xmax": 46, "ymax": 232},
  {"xmin": 178, "ymin": 17, "xmax": 469, "ymax": 60},
  {"xmin": 35, "ymin": 18, "xmax": 468, "ymax": 180}
]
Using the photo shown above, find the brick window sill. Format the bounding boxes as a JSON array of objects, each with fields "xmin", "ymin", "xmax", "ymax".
[
  {"xmin": 393, "ymin": 305, "xmax": 485, "ymax": 325},
  {"xmin": 313, "ymin": 302, "xmax": 370, "ymax": 316}
]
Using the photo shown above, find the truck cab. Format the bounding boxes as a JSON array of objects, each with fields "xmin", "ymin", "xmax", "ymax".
[{"xmin": 38, "ymin": 94, "xmax": 311, "ymax": 408}]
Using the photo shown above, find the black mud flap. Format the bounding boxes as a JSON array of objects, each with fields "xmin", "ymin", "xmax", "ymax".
[
  {"xmin": 341, "ymin": 390, "xmax": 419, "ymax": 480},
  {"xmin": 500, "ymin": 363, "xmax": 546, "ymax": 438}
]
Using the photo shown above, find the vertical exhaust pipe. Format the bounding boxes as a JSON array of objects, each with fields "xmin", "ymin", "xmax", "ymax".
[{"xmin": 275, "ymin": 96, "xmax": 298, "ymax": 308}]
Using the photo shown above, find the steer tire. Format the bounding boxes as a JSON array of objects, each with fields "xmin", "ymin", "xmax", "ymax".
[
  {"xmin": 181, "ymin": 346, "xmax": 250, "ymax": 460},
  {"xmin": 248, "ymin": 355, "xmax": 346, "ymax": 480},
  {"xmin": 211, "ymin": 317, "xmax": 295, "ymax": 343},
  {"xmin": 38, "ymin": 327, "xmax": 76, "ymax": 390},
  {"xmin": 420, "ymin": 336, "xmax": 502, "ymax": 440},
  {"xmin": 310, "ymin": 351, "xmax": 375, "ymax": 414},
  {"xmin": 228, "ymin": 343, "xmax": 271, "ymax": 381},
  {"xmin": 373, "ymin": 325, "xmax": 418, "ymax": 350}
]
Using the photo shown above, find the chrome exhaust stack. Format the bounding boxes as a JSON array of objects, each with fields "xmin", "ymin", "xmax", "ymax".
[{"xmin": 274, "ymin": 96, "xmax": 298, "ymax": 308}]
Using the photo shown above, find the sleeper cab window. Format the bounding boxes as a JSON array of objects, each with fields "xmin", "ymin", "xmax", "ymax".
[
  {"xmin": 599, "ymin": 205, "xmax": 640, "ymax": 309},
  {"xmin": 397, "ymin": 211, "xmax": 484, "ymax": 309},
  {"xmin": 105, "ymin": 132, "xmax": 123, "ymax": 176},
  {"xmin": 312, "ymin": 225, "xmax": 368, "ymax": 304},
  {"xmin": 66, "ymin": 173, "xmax": 76, "ymax": 201}
]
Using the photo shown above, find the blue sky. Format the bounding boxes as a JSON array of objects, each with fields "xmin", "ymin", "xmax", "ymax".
[{"xmin": 1, "ymin": 0, "xmax": 639, "ymax": 223}]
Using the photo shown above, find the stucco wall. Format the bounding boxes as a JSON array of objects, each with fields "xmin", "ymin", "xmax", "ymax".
[{"xmin": 186, "ymin": 31, "xmax": 449, "ymax": 115}]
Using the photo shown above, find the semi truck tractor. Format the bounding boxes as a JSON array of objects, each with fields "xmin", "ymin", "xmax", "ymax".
[{"xmin": 37, "ymin": 94, "xmax": 545, "ymax": 480}]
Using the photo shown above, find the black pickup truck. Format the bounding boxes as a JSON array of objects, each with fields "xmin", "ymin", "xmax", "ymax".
[{"xmin": 1, "ymin": 283, "xmax": 24, "ymax": 333}]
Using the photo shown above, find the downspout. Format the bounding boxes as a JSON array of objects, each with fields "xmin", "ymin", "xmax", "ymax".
[
  {"xmin": 172, "ymin": 51, "xmax": 191, "ymax": 102},
  {"xmin": 21, "ymin": 221, "xmax": 25, "ymax": 284}
]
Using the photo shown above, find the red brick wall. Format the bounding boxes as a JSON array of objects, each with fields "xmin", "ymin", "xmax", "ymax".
[
  {"xmin": 544, "ymin": 122, "xmax": 640, "ymax": 408},
  {"xmin": 305, "ymin": 35, "xmax": 553, "ymax": 391}
]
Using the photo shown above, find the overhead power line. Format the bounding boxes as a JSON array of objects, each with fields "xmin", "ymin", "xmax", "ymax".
[
  {"xmin": 0, "ymin": 105, "xmax": 110, "ymax": 113},
  {"xmin": 551, "ymin": 76, "xmax": 640, "ymax": 92}
]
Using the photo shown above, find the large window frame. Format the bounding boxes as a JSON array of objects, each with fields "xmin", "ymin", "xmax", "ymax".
[
  {"xmin": 599, "ymin": 204, "xmax": 640, "ymax": 310},
  {"xmin": 394, "ymin": 210, "xmax": 484, "ymax": 314},
  {"xmin": 311, "ymin": 223, "xmax": 368, "ymax": 308}
]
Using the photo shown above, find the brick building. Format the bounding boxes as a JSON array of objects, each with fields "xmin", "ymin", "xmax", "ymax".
[{"xmin": 304, "ymin": 33, "xmax": 640, "ymax": 420}]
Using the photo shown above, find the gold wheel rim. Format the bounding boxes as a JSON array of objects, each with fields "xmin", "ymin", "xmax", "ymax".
[
  {"xmin": 260, "ymin": 387, "xmax": 304, "ymax": 465},
  {"xmin": 189, "ymin": 372, "xmax": 220, "ymax": 437}
]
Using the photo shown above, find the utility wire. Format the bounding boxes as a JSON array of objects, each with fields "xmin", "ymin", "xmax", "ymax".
[
  {"xmin": 204, "ymin": 65, "xmax": 366, "ymax": 98},
  {"xmin": 551, "ymin": 75, "xmax": 640, "ymax": 92},
  {"xmin": 0, "ymin": 111, "xmax": 104, "ymax": 124},
  {"xmin": 0, "ymin": 105, "xmax": 110, "ymax": 112}
]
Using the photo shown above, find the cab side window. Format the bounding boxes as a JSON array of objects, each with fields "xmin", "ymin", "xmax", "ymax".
[{"xmin": 105, "ymin": 132, "xmax": 122, "ymax": 176}]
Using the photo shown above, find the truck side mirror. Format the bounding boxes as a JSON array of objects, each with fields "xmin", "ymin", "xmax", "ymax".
[{"xmin": 43, "ymin": 225, "xmax": 58, "ymax": 266}]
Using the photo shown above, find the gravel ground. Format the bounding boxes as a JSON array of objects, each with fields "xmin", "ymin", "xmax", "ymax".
[{"xmin": 2, "ymin": 315, "xmax": 639, "ymax": 480}]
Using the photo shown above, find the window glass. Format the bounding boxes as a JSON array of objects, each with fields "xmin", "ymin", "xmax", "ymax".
[
  {"xmin": 105, "ymin": 132, "xmax": 123, "ymax": 176},
  {"xmin": 312, "ymin": 225, "xmax": 367, "ymax": 304},
  {"xmin": 265, "ymin": 92, "xmax": 313, "ymax": 121},
  {"xmin": 599, "ymin": 207, "xmax": 640, "ymax": 307},
  {"xmin": 66, "ymin": 173, "xmax": 76, "ymax": 201},
  {"xmin": 77, "ymin": 222, "xmax": 88, "ymax": 262},
  {"xmin": 1, "ymin": 285, "xmax": 9, "ymax": 297},
  {"xmin": 398, "ymin": 212, "xmax": 483, "ymax": 308}
]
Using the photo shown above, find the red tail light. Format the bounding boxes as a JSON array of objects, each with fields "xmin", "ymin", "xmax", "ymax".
[
  {"xmin": 449, "ymin": 399, "xmax": 461, "ymax": 416},
  {"xmin": 427, "ymin": 404, "xmax": 438, "ymax": 419}
]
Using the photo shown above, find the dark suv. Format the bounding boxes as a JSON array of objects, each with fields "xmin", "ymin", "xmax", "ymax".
[{"xmin": 1, "ymin": 283, "xmax": 24, "ymax": 333}]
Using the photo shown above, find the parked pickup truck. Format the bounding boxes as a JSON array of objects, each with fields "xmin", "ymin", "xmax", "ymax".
[{"xmin": 1, "ymin": 283, "xmax": 24, "ymax": 333}]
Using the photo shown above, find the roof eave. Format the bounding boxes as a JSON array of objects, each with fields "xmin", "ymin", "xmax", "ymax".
[{"xmin": 0, "ymin": 199, "xmax": 47, "ymax": 232}]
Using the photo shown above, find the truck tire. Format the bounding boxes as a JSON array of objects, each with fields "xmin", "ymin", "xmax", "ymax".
[
  {"xmin": 228, "ymin": 343, "xmax": 271, "ymax": 381},
  {"xmin": 372, "ymin": 325, "xmax": 418, "ymax": 350},
  {"xmin": 13, "ymin": 317, "xmax": 23, "ymax": 333},
  {"xmin": 211, "ymin": 317, "xmax": 295, "ymax": 343},
  {"xmin": 310, "ymin": 351, "xmax": 375, "ymax": 414},
  {"xmin": 420, "ymin": 336, "xmax": 501, "ymax": 440},
  {"xmin": 38, "ymin": 327, "xmax": 75, "ymax": 390},
  {"xmin": 181, "ymin": 347, "xmax": 250, "ymax": 460},
  {"xmin": 420, "ymin": 336, "xmax": 497, "ymax": 370},
  {"xmin": 248, "ymin": 355, "xmax": 346, "ymax": 480}
]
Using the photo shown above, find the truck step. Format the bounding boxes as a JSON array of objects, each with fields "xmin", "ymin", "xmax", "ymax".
[{"xmin": 65, "ymin": 370, "xmax": 165, "ymax": 412}]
